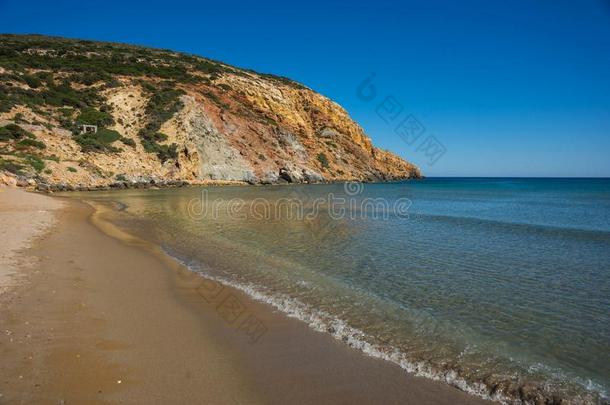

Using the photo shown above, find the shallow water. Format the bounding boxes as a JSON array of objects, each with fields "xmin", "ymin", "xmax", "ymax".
[{"xmin": 71, "ymin": 178, "xmax": 610, "ymax": 403}]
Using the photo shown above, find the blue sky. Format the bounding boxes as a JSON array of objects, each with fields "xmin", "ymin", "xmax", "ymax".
[{"xmin": 1, "ymin": 0, "xmax": 609, "ymax": 177}]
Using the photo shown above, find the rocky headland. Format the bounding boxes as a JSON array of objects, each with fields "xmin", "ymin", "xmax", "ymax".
[{"xmin": 0, "ymin": 35, "xmax": 420, "ymax": 191}]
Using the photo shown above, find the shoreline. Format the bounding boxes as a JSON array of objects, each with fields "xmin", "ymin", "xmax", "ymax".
[
  {"xmin": 0, "ymin": 169, "xmax": 424, "ymax": 194},
  {"xmin": 0, "ymin": 187, "xmax": 489, "ymax": 404}
]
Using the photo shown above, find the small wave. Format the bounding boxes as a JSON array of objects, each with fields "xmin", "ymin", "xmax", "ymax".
[
  {"xmin": 161, "ymin": 245, "xmax": 609, "ymax": 404},
  {"xmin": 142, "ymin": 241, "xmax": 608, "ymax": 405},
  {"xmin": 166, "ymin": 253, "xmax": 527, "ymax": 404},
  {"xmin": 415, "ymin": 212, "xmax": 610, "ymax": 239}
]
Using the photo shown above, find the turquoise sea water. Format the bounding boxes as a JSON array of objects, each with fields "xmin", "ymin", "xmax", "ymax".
[{"xmin": 75, "ymin": 178, "xmax": 610, "ymax": 403}]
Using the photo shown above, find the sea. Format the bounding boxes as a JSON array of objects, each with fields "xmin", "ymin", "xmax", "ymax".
[{"xmin": 72, "ymin": 178, "xmax": 610, "ymax": 404}]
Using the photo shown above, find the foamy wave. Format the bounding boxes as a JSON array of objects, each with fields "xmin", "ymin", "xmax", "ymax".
[
  {"xmin": 161, "ymin": 249, "xmax": 609, "ymax": 405},
  {"xmin": 176, "ymin": 263, "xmax": 513, "ymax": 404}
]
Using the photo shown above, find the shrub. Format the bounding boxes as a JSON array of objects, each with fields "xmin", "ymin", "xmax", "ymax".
[
  {"xmin": 34, "ymin": 71, "xmax": 54, "ymax": 86},
  {"xmin": 157, "ymin": 143, "xmax": 178, "ymax": 162},
  {"xmin": 140, "ymin": 81, "xmax": 156, "ymax": 93},
  {"xmin": 14, "ymin": 112, "xmax": 28, "ymax": 123},
  {"xmin": 0, "ymin": 124, "xmax": 34, "ymax": 141},
  {"xmin": 22, "ymin": 154, "xmax": 45, "ymax": 172},
  {"xmin": 259, "ymin": 115, "xmax": 277, "ymax": 126},
  {"xmin": 150, "ymin": 132, "xmax": 168, "ymax": 142},
  {"xmin": 96, "ymin": 128, "xmax": 121, "ymax": 143},
  {"xmin": 67, "ymin": 166, "xmax": 77, "ymax": 172},
  {"xmin": 120, "ymin": 136, "xmax": 136, "ymax": 147},
  {"xmin": 194, "ymin": 60, "xmax": 224, "ymax": 75},
  {"xmin": 70, "ymin": 71, "xmax": 111, "ymax": 86},
  {"xmin": 138, "ymin": 86, "xmax": 184, "ymax": 162},
  {"xmin": 22, "ymin": 74, "xmax": 42, "ymax": 89},
  {"xmin": 41, "ymin": 81, "xmax": 100, "ymax": 108},
  {"xmin": 73, "ymin": 128, "xmax": 121, "ymax": 153},
  {"xmin": 16, "ymin": 138, "xmax": 46, "ymax": 149},
  {"xmin": 73, "ymin": 134, "xmax": 119, "ymax": 153},
  {"xmin": 259, "ymin": 72, "xmax": 306, "ymax": 89},
  {"xmin": 76, "ymin": 107, "xmax": 114, "ymax": 127},
  {"xmin": 144, "ymin": 87, "xmax": 185, "ymax": 127},
  {"xmin": 0, "ymin": 157, "xmax": 24, "ymax": 175},
  {"xmin": 142, "ymin": 139, "xmax": 178, "ymax": 162},
  {"xmin": 317, "ymin": 152, "xmax": 330, "ymax": 169},
  {"xmin": 58, "ymin": 107, "xmax": 74, "ymax": 118},
  {"xmin": 203, "ymin": 91, "xmax": 229, "ymax": 109}
]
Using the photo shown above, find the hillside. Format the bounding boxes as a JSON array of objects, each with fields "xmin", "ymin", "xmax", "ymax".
[{"xmin": 0, "ymin": 34, "xmax": 420, "ymax": 190}]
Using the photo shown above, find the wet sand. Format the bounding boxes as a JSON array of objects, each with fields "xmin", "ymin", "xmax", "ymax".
[{"xmin": 0, "ymin": 188, "xmax": 492, "ymax": 404}]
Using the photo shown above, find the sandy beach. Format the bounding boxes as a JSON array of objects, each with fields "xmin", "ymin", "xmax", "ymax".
[
  {"xmin": 0, "ymin": 188, "xmax": 64, "ymax": 295},
  {"xmin": 0, "ymin": 187, "xmax": 491, "ymax": 404}
]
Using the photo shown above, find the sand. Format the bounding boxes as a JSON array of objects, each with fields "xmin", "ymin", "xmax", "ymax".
[
  {"xmin": 0, "ymin": 188, "xmax": 492, "ymax": 404},
  {"xmin": 0, "ymin": 187, "xmax": 63, "ymax": 295}
]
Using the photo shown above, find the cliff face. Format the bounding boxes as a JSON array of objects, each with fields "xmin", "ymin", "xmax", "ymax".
[{"xmin": 0, "ymin": 35, "xmax": 420, "ymax": 189}]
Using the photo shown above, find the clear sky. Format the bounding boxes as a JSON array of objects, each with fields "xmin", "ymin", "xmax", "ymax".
[{"xmin": 1, "ymin": 0, "xmax": 609, "ymax": 177}]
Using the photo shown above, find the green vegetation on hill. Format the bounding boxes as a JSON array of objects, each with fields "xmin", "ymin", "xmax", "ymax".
[
  {"xmin": 0, "ymin": 36, "xmax": 194, "ymax": 82},
  {"xmin": 317, "ymin": 152, "xmax": 330, "ymax": 169},
  {"xmin": 0, "ymin": 35, "xmax": 214, "ymax": 161},
  {"xmin": 0, "ymin": 34, "xmax": 421, "ymax": 186},
  {"xmin": 138, "ymin": 83, "xmax": 183, "ymax": 162},
  {"xmin": 0, "ymin": 123, "xmax": 34, "ymax": 141},
  {"xmin": 76, "ymin": 107, "xmax": 114, "ymax": 127},
  {"xmin": 0, "ymin": 34, "xmax": 306, "ymax": 88},
  {"xmin": 0, "ymin": 78, "xmax": 101, "ymax": 113},
  {"xmin": 0, "ymin": 34, "xmax": 303, "ymax": 88},
  {"xmin": 0, "ymin": 157, "xmax": 25, "ymax": 175},
  {"xmin": 16, "ymin": 138, "xmax": 46, "ymax": 149},
  {"xmin": 0, "ymin": 123, "xmax": 50, "ymax": 174},
  {"xmin": 73, "ymin": 128, "xmax": 122, "ymax": 153},
  {"xmin": 22, "ymin": 153, "xmax": 45, "ymax": 172},
  {"xmin": 0, "ymin": 34, "xmax": 308, "ymax": 166}
]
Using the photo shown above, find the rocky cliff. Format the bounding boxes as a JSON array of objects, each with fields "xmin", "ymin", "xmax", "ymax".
[{"xmin": 0, "ymin": 34, "xmax": 420, "ymax": 190}]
